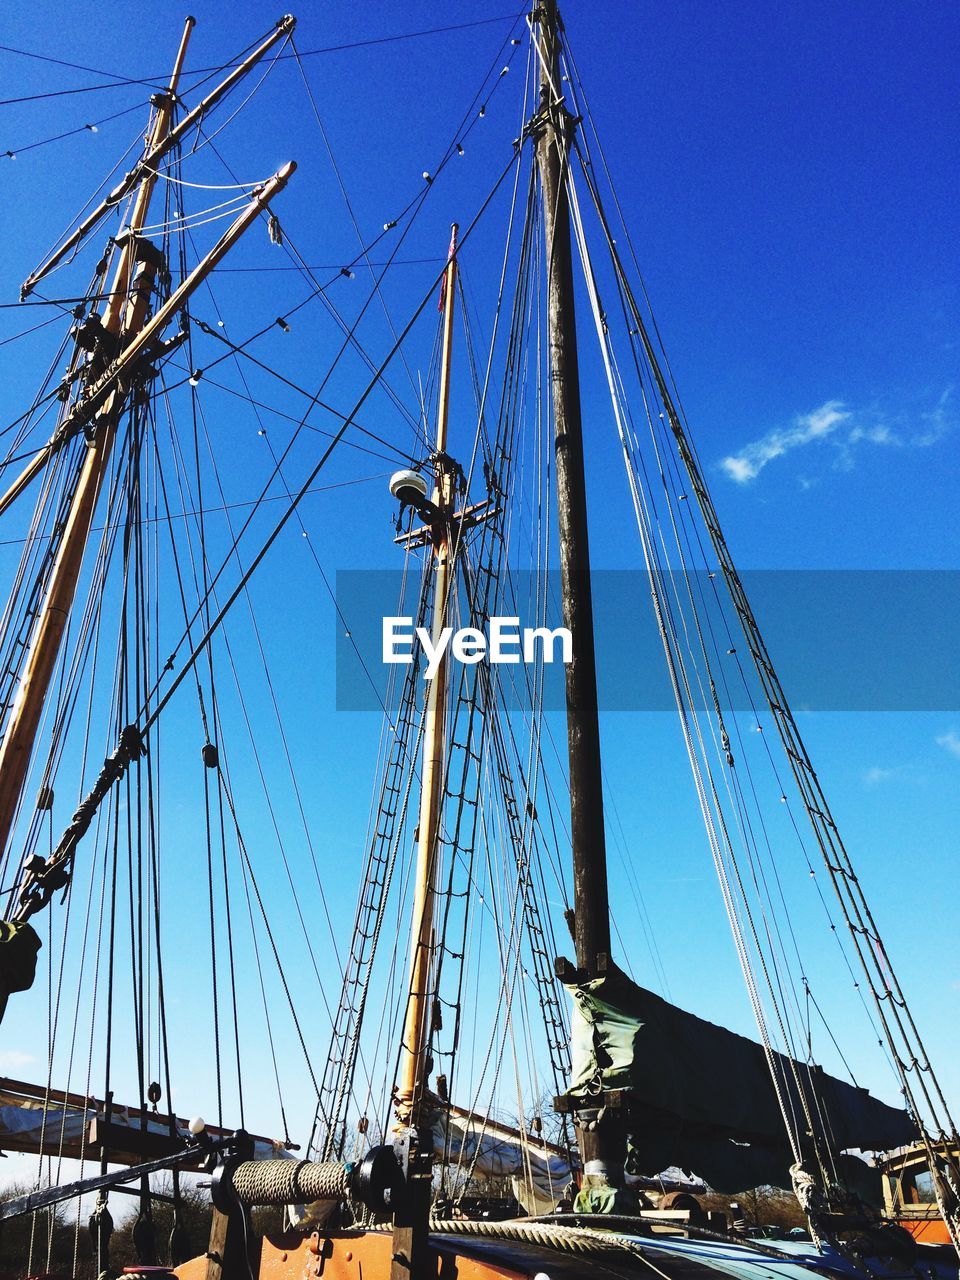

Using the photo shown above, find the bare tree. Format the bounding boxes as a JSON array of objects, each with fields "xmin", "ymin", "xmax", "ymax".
[{"xmin": 0, "ymin": 1183, "xmax": 92, "ymax": 1278}]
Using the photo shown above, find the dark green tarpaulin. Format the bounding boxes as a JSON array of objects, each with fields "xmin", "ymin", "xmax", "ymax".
[
  {"xmin": 625, "ymin": 1128, "xmax": 884, "ymax": 1199},
  {"xmin": 564, "ymin": 971, "xmax": 915, "ymax": 1194},
  {"xmin": 0, "ymin": 920, "xmax": 41, "ymax": 1022}
]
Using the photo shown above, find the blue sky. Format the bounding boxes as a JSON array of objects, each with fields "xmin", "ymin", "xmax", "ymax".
[{"xmin": 0, "ymin": 0, "xmax": 958, "ymax": 1192}]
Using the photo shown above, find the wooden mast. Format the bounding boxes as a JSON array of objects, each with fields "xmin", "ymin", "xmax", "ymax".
[
  {"xmin": 535, "ymin": 1, "xmax": 611, "ymax": 998},
  {"xmin": 0, "ymin": 18, "xmax": 193, "ymax": 861},
  {"xmin": 392, "ymin": 223, "xmax": 459, "ymax": 1279},
  {"xmin": 0, "ymin": 25, "xmax": 297, "ymax": 866},
  {"xmin": 20, "ymin": 16, "xmax": 296, "ymax": 300},
  {"xmin": 534, "ymin": 0, "xmax": 620, "ymax": 1183},
  {"xmin": 3, "ymin": 16, "xmax": 296, "ymax": 516},
  {"xmin": 396, "ymin": 223, "xmax": 459, "ymax": 1126}
]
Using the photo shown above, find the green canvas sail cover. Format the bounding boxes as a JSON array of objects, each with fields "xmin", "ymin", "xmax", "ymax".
[
  {"xmin": 0, "ymin": 921, "xmax": 41, "ymax": 1022},
  {"xmin": 564, "ymin": 972, "xmax": 915, "ymax": 1193}
]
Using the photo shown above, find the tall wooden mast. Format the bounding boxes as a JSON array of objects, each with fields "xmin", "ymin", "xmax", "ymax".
[
  {"xmin": 396, "ymin": 224, "xmax": 459, "ymax": 1127},
  {"xmin": 535, "ymin": 3, "xmax": 611, "ymax": 994},
  {"xmin": 0, "ymin": 18, "xmax": 195, "ymax": 861},
  {"xmin": 534, "ymin": 0, "xmax": 619, "ymax": 1180},
  {"xmin": 19, "ymin": 16, "xmax": 296, "ymax": 300},
  {"xmin": 0, "ymin": 21, "xmax": 297, "ymax": 866},
  {"xmin": 392, "ymin": 224, "xmax": 459, "ymax": 1280}
]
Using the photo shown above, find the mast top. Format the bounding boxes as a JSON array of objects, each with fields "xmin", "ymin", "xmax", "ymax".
[{"xmin": 20, "ymin": 13, "xmax": 298, "ymax": 299}]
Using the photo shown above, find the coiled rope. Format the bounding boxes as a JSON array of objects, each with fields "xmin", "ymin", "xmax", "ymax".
[
  {"xmin": 429, "ymin": 1217, "xmax": 667, "ymax": 1273},
  {"xmin": 226, "ymin": 1159, "xmax": 349, "ymax": 1206}
]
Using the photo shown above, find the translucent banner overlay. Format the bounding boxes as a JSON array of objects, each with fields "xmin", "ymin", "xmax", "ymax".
[{"xmin": 335, "ymin": 570, "xmax": 960, "ymax": 712}]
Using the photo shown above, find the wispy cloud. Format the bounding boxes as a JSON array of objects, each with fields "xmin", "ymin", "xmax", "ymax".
[
  {"xmin": 0, "ymin": 1048, "xmax": 35, "ymax": 1070},
  {"xmin": 863, "ymin": 765, "xmax": 895, "ymax": 786},
  {"xmin": 847, "ymin": 424, "xmax": 897, "ymax": 446},
  {"xmin": 935, "ymin": 730, "xmax": 960, "ymax": 759},
  {"xmin": 720, "ymin": 401, "xmax": 850, "ymax": 484},
  {"xmin": 915, "ymin": 385, "xmax": 955, "ymax": 446},
  {"xmin": 861, "ymin": 763, "xmax": 927, "ymax": 787},
  {"xmin": 720, "ymin": 388, "xmax": 954, "ymax": 484}
]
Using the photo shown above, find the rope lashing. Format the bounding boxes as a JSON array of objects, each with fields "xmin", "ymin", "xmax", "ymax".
[
  {"xmin": 224, "ymin": 1158, "xmax": 349, "ymax": 1206},
  {"xmin": 14, "ymin": 723, "xmax": 146, "ymax": 923},
  {"xmin": 216, "ymin": 1147, "xmax": 402, "ymax": 1214}
]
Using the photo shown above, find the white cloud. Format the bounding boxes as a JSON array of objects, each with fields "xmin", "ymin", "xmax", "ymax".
[
  {"xmin": 720, "ymin": 388, "xmax": 954, "ymax": 484},
  {"xmin": 0, "ymin": 1048, "xmax": 35, "ymax": 1070},
  {"xmin": 720, "ymin": 401, "xmax": 851, "ymax": 483},
  {"xmin": 915, "ymin": 384, "xmax": 955, "ymax": 446},
  {"xmin": 935, "ymin": 730, "xmax": 960, "ymax": 759},
  {"xmin": 847, "ymin": 424, "xmax": 898, "ymax": 446},
  {"xmin": 863, "ymin": 766, "xmax": 894, "ymax": 785}
]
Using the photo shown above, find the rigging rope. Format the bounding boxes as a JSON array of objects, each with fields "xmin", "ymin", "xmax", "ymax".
[{"xmin": 0, "ymin": 15, "xmax": 526, "ymax": 107}]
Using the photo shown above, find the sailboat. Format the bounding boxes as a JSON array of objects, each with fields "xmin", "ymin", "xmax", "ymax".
[{"xmin": 0, "ymin": 5, "xmax": 957, "ymax": 1278}]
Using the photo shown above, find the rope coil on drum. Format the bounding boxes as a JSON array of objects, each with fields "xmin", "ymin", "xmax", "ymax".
[
  {"xmin": 215, "ymin": 1147, "xmax": 402, "ymax": 1216},
  {"xmin": 224, "ymin": 1158, "xmax": 349, "ymax": 1206}
]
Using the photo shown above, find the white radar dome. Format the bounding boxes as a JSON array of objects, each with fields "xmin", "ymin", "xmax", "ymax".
[{"xmin": 389, "ymin": 469, "xmax": 428, "ymax": 505}]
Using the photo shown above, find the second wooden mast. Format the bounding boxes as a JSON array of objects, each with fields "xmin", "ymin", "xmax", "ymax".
[
  {"xmin": 534, "ymin": 0, "xmax": 623, "ymax": 1191},
  {"xmin": 0, "ymin": 17, "xmax": 196, "ymax": 862},
  {"xmin": 0, "ymin": 17, "xmax": 297, "ymax": 874},
  {"xmin": 396, "ymin": 224, "xmax": 460, "ymax": 1130},
  {"xmin": 390, "ymin": 225, "xmax": 460, "ymax": 1279}
]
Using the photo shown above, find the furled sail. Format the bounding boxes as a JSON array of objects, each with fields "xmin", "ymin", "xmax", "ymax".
[
  {"xmin": 0, "ymin": 1077, "xmax": 289, "ymax": 1165},
  {"xmin": 563, "ymin": 972, "xmax": 916, "ymax": 1193},
  {"xmin": 430, "ymin": 1102, "xmax": 573, "ymax": 1214}
]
